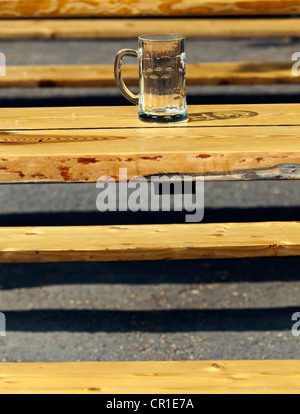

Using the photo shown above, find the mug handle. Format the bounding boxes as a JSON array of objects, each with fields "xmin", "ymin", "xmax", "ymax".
[{"xmin": 114, "ymin": 49, "xmax": 139, "ymax": 105}]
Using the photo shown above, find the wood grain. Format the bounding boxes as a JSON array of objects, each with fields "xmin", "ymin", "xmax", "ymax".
[
  {"xmin": 0, "ymin": 360, "xmax": 300, "ymax": 393},
  {"xmin": 0, "ymin": 103, "xmax": 298, "ymax": 130},
  {"xmin": 1, "ymin": 18, "xmax": 300, "ymax": 39},
  {"xmin": 1, "ymin": 126, "xmax": 300, "ymax": 182},
  {"xmin": 0, "ymin": 0, "xmax": 300, "ymax": 17},
  {"xmin": 1, "ymin": 62, "xmax": 298, "ymax": 88},
  {"xmin": 0, "ymin": 222, "xmax": 298, "ymax": 262},
  {"xmin": 0, "ymin": 104, "xmax": 300, "ymax": 182}
]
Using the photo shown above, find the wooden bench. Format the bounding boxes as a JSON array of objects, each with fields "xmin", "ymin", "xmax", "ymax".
[
  {"xmin": 1, "ymin": 360, "xmax": 300, "ymax": 394},
  {"xmin": 1, "ymin": 1, "xmax": 300, "ymax": 89},
  {"xmin": 1, "ymin": 103, "xmax": 300, "ymax": 393},
  {"xmin": 1, "ymin": 0, "xmax": 300, "ymax": 394}
]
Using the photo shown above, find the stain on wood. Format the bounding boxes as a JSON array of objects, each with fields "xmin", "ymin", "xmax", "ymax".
[
  {"xmin": 77, "ymin": 157, "xmax": 97, "ymax": 164},
  {"xmin": 58, "ymin": 166, "xmax": 71, "ymax": 181},
  {"xmin": 196, "ymin": 154, "xmax": 212, "ymax": 159}
]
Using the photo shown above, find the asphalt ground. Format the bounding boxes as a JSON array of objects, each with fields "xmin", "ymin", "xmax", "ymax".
[{"xmin": 0, "ymin": 34, "xmax": 300, "ymax": 362}]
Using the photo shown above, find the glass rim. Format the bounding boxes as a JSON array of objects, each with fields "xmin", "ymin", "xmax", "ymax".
[{"xmin": 138, "ymin": 33, "xmax": 185, "ymax": 42}]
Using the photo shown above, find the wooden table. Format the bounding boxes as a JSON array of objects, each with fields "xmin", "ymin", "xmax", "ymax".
[{"xmin": 0, "ymin": 103, "xmax": 300, "ymax": 393}]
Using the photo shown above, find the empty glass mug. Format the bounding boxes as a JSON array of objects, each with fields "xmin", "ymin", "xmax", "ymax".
[{"xmin": 114, "ymin": 34, "xmax": 187, "ymax": 123}]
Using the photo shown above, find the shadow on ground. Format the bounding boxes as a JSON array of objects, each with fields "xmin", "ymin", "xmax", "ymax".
[{"xmin": 2, "ymin": 307, "xmax": 298, "ymax": 333}]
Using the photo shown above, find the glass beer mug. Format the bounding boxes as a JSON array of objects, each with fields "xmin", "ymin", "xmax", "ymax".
[{"xmin": 114, "ymin": 34, "xmax": 187, "ymax": 123}]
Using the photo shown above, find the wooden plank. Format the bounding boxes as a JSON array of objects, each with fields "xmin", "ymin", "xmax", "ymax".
[
  {"xmin": 2, "ymin": 125, "xmax": 300, "ymax": 181},
  {"xmin": 0, "ymin": 360, "xmax": 300, "ymax": 394},
  {"xmin": 0, "ymin": 103, "xmax": 300, "ymax": 130},
  {"xmin": 1, "ymin": 62, "xmax": 298, "ymax": 88},
  {"xmin": 0, "ymin": 0, "xmax": 300, "ymax": 18},
  {"xmin": 1, "ymin": 125, "xmax": 300, "ymax": 182},
  {"xmin": 0, "ymin": 222, "xmax": 299, "ymax": 263},
  {"xmin": 1, "ymin": 18, "xmax": 300, "ymax": 39},
  {"xmin": 0, "ymin": 104, "xmax": 300, "ymax": 182}
]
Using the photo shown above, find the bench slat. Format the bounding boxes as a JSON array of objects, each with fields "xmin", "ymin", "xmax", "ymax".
[
  {"xmin": 1, "ymin": 126, "xmax": 299, "ymax": 181},
  {"xmin": 0, "ymin": 18, "xmax": 300, "ymax": 39},
  {"xmin": 1, "ymin": 125, "xmax": 299, "ymax": 181},
  {"xmin": 0, "ymin": 222, "xmax": 298, "ymax": 262},
  {"xmin": 1, "ymin": 62, "xmax": 297, "ymax": 88},
  {"xmin": 0, "ymin": 360, "xmax": 300, "ymax": 393},
  {"xmin": 0, "ymin": 0, "xmax": 299, "ymax": 18},
  {"xmin": 0, "ymin": 104, "xmax": 300, "ymax": 182},
  {"xmin": 0, "ymin": 103, "xmax": 299, "ymax": 130}
]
